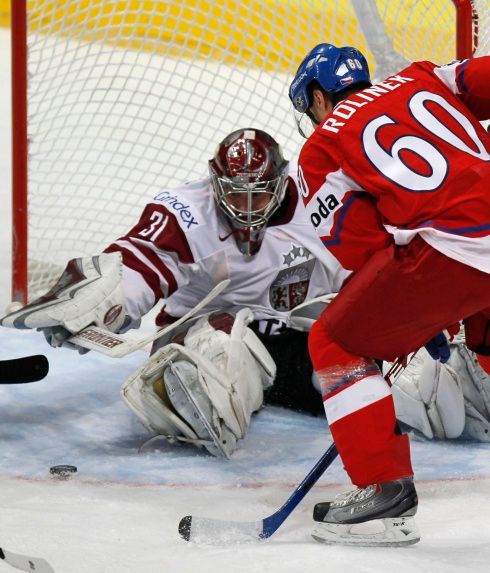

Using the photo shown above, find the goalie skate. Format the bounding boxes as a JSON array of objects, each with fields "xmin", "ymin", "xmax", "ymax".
[{"xmin": 311, "ymin": 478, "xmax": 420, "ymax": 547}]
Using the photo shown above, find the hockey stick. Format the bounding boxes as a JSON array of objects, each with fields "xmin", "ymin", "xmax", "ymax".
[
  {"xmin": 178, "ymin": 443, "xmax": 339, "ymax": 543},
  {"xmin": 66, "ymin": 279, "xmax": 230, "ymax": 358},
  {"xmin": 177, "ymin": 355, "xmax": 417, "ymax": 544},
  {"xmin": 0, "ymin": 355, "xmax": 49, "ymax": 384},
  {"xmin": 0, "ymin": 547, "xmax": 55, "ymax": 573}
]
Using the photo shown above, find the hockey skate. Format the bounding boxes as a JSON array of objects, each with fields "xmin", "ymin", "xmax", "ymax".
[{"xmin": 312, "ymin": 478, "xmax": 420, "ymax": 547}]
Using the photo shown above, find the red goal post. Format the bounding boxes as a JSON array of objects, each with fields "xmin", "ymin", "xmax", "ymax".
[{"xmin": 10, "ymin": 0, "xmax": 489, "ymax": 303}]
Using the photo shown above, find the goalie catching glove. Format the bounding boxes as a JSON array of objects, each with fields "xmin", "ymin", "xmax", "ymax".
[
  {"xmin": 0, "ymin": 253, "xmax": 129, "ymax": 351},
  {"xmin": 121, "ymin": 308, "xmax": 276, "ymax": 458}
]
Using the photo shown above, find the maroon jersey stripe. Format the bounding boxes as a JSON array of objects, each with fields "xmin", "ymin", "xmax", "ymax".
[
  {"xmin": 129, "ymin": 204, "xmax": 195, "ymax": 264},
  {"xmin": 104, "ymin": 244, "xmax": 168, "ymax": 301},
  {"xmin": 125, "ymin": 237, "xmax": 179, "ymax": 295}
]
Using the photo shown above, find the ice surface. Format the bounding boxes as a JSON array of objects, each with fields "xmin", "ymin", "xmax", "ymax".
[
  {"xmin": 1, "ymin": 26, "xmax": 490, "ymax": 573},
  {"xmin": 1, "ymin": 329, "xmax": 490, "ymax": 573}
]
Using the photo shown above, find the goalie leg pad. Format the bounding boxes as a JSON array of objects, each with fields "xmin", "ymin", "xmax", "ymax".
[
  {"xmin": 121, "ymin": 349, "xmax": 199, "ymax": 443},
  {"xmin": 121, "ymin": 309, "xmax": 276, "ymax": 457},
  {"xmin": 463, "ymin": 403, "xmax": 490, "ymax": 442},
  {"xmin": 389, "ymin": 349, "xmax": 465, "ymax": 439},
  {"xmin": 163, "ymin": 360, "xmax": 237, "ymax": 457},
  {"xmin": 391, "ymin": 383, "xmax": 435, "ymax": 439},
  {"xmin": 447, "ymin": 343, "xmax": 490, "ymax": 442}
]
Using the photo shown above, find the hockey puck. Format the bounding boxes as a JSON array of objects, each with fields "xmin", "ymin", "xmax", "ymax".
[{"xmin": 49, "ymin": 465, "xmax": 77, "ymax": 479}]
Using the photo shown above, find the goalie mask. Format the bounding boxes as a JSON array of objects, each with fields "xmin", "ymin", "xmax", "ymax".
[{"xmin": 209, "ymin": 128, "xmax": 289, "ymax": 256}]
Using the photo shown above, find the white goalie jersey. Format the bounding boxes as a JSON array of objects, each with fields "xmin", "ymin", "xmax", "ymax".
[
  {"xmin": 106, "ymin": 167, "xmax": 349, "ymax": 458},
  {"xmin": 0, "ymin": 163, "xmax": 349, "ymax": 459},
  {"xmin": 104, "ymin": 167, "xmax": 349, "ymax": 331}
]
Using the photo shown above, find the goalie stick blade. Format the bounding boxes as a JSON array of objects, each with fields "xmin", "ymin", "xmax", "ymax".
[
  {"xmin": 0, "ymin": 355, "xmax": 49, "ymax": 384},
  {"xmin": 178, "ymin": 443, "xmax": 339, "ymax": 544},
  {"xmin": 67, "ymin": 279, "xmax": 230, "ymax": 357},
  {"xmin": 0, "ymin": 547, "xmax": 55, "ymax": 572}
]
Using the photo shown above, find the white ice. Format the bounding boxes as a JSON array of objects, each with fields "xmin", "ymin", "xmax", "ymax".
[{"xmin": 1, "ymin": 27, "xmax": 490, "ymax": 573}]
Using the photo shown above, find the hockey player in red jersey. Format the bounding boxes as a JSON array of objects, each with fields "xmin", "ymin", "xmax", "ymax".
[{"xmin": 289, "ymin": 44, "xmax": 490, "ymax": 546}]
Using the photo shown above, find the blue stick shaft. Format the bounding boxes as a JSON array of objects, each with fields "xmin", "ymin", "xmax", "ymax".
[{"xmin": 261, "ymin": 443, "xmax": 339, "ymax": 538}]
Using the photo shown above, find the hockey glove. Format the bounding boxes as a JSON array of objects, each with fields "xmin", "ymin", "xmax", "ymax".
[
  {"xmin": 424, "ymin": 324, "xmax": 461, "ymax": 363},
  {"xmin": 0, "ymin": 253, "xmax": 128, "ymax": 352},
  {"xmin": 425, "ymin": 332, "xmax": 451, "ymax": 363}
]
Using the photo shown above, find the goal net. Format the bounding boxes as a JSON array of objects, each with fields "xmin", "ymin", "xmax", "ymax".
[{"xmin": 10, "ymin": 0, "xmax": 489, "ymax": 302}]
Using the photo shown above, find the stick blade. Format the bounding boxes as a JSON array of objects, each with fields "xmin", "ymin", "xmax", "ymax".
[
  {"xmin": 178, "ymin": 515, "xmax": 264, "ymax": 544},
  {"xmin": 67, "ymin": 327, "xmax": 129, "ymax": 357},
  {"xmin": 0, "ymin": 355, "xmax": 49, "ymax": 384},
  {"xmin": 0, "ymin": 547, "xmax": 55, "ymax": 572}
]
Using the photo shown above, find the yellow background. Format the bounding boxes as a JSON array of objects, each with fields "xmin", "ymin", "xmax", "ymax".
[
  {"xmin": 0, "ymin": 0, "xmax": 9, "ymax": 26},
  {"xmin": 1, "ymin": 1, "xmax": 456, "ymax": 67}
]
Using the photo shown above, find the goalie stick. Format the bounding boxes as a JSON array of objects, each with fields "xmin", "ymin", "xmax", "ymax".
[
  {"xmin": 0, "ymin": 547, "xmax": 55, "ymax": 573},
  {"xmin": 0, "ymin": 355, "xmax": 49, "ymax": 384},
  {"xmin": 178, "ymin": 355, "xmax": 413, "ymax": 544},
  {"xmin": 66, "ymin": 279, "xmax": 230, "ymax": 358}
]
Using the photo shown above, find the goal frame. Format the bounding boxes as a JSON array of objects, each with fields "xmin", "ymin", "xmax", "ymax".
[
  {"xmin": 9, "ymin": 0, "xmax": 481, "ymax": 303},
  {"xmin": 11, "ymin": 0, "xmax": 28, "ymax": 303}
]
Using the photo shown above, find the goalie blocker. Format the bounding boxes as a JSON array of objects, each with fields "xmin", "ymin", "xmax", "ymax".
[
  {"xmin": 0, "ymin": 252, "xmax": 130, "ymax": 351},
  {"xmin": 121, "ymin": 308, "xmax": 276, "ymax": 458}
]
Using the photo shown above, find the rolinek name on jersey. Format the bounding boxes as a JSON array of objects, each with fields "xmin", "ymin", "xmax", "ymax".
[
  {"xmin": 154, "ymin": 191, "xmax": 198, "ymax": 229},
  {"xmin": 322, "ymin": 74, "xmax": 415, "ymax": 134}
]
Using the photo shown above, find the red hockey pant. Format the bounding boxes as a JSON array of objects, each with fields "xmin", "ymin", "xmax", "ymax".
[
  {"xmin": 309, "ymin": 322, "xmax": 413, "ymax": 487},
  {"xmin": 323, "ymin": 236, "xmax": 490, "ymax": 364},
  {"xmin": 309, "ymin": 237, "xmax": 490, "ymax": 486}
]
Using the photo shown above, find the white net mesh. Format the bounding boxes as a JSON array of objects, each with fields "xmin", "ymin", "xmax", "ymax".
[{"xmin": 16, "ymin": 0, "xmax": 489, "ymax": 300}]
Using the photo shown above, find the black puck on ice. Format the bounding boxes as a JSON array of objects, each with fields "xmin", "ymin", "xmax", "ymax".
[
  {"xmin": 49, "ymin": 465, "xmax": 77, "ymax": 479},
  {"xmin": 178, "ymin": 516, "xmax": 192, "ymax": 541}
]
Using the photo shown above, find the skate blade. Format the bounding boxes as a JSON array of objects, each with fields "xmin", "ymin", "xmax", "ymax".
[{"xmin": 312, "ymin": 516, "xmax": 421, "ymax": 547}]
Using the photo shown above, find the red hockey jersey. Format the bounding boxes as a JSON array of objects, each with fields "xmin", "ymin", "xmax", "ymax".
[{"xmin": 298, "ymin": 57, "xmax": 490, "ymax": 274}]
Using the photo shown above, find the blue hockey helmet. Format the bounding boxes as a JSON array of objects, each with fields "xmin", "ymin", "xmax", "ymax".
[{"xmin": 289, "ymin": 43, "xmax": 371, "ymax": 113}]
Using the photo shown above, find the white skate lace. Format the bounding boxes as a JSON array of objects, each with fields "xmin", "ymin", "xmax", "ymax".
[{"xmin": 332, "ymin": 484, "xmax": 376, "ymax": 507}]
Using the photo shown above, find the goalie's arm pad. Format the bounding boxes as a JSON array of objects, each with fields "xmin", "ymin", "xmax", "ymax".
[{"xmin": 0, "ymin": 253, "xmax": 132, "ymax": 348}]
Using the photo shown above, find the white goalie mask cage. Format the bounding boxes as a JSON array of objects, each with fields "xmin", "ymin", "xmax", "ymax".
[{"xmin": 209, "ymin": 128, "xmax": 289, "ymax": 256}]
